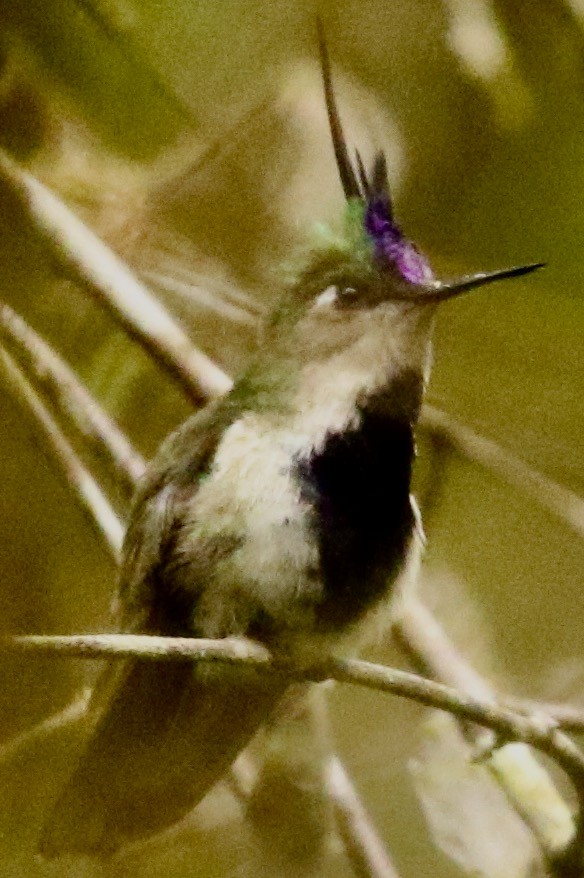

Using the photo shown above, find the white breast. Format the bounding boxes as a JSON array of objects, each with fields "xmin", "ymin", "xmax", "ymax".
[{"xmin": 183, "ymin": 415, "xmax": 321, "ymax": 632}]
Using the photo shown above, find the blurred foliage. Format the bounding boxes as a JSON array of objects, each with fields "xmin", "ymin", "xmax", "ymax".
[{"xmin": 0, "ymin": 1, "xmax": 583, "ymax": 876}]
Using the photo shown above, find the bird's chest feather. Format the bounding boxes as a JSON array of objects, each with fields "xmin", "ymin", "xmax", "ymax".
[
  {"xmin": 179, "ymin": 385, "xmax": 416, "ymax": 640},
  {"xmin": 295, "ymin": 400, "xmax": 416, "ymax": 631},
  {"xmin": 179, "ymin": 417, "xmax": 320, "ymax": 636}
]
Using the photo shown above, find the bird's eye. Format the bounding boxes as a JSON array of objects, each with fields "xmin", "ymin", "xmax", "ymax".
[
  {"xmin": 314, "ymin": 285, "xmax": 360, "ymax": 309},
  {"xmin": 337, "ymin": 286, "xmax": 358, "ymax": 303}
]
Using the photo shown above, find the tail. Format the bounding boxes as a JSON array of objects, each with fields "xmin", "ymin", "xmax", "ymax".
[{"xmin": 40, "ymin": 659, "xmax": 287, "ymax": 857}]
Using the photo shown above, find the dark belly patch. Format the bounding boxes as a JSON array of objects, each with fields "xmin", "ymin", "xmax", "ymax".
[{"xmin": 294, "ymin": 372, "xmax": 420, "ymax": 632}]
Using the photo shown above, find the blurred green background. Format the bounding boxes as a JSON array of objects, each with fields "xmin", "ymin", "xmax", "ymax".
[{"xmin": 0, "ymin": 1, "xmax": 582, "ymax": 876}]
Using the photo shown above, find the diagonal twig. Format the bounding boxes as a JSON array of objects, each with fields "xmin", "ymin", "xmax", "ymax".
[
  {"xmin": 326, "ymin": 756, "xmax": 403, "ymax": 878},
  {"xmin": 140, "ymin": 269, "xmax": 260, "ymax": 327},
  {"xmin": 0, "ymin": 689, "xmax": 91, "ymax": 764},
  {"xmin": 421, "ymin": 404, "xmax": 584, "ymax": 539},
  {"xmin": 395, "ymin": 597, "xmax": 580, "ymax": 871},
  {"xmin": 0, "ymin": 348, "xmax": 124, "ymax": 559},
  {"xmin": 505, "ymin": 697, "xmax": 584, "ymax": 735},
  {"xmin": 0, "ymin": 303, "xmax": 146, "ymax": 504},
  {"xmin": 0, "ymin": 151, "xmax": 232, "ymax": 406}
]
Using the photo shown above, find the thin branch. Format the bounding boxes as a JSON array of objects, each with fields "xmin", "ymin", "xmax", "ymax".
[
  {"xmin": 0, "ymin": 690, "xmax": 90, "ymax": 763},
  {"xmin": 326, "ymin": 756, "xmax": 403, "ymax": 878},
  {"xmin": 140, "ymin": 269, "xmax": 260, "ymax": 327},
  {"xmin": 506, "ymin": 697, "xmax": 584, "ymax": 735},
  {"xmin": 3, "ymin": 632, "xmax": 584, "ymax": 794},
  {"xmin": 229, "ymin": 715, "xmax": 400, "ymax": 878},
  {"xmin": 0, "ymin": 348, "xmax": 124, "ymax": 559},
  {"xmin": 0, "ymin": 304, "xmax": 146, "ymax": 504},
  {"xmin": 395, "ymin": 598, "xmax": 494, "ymax": 700},
  {"xmin": 421, "ymin": 404, "xmax": 584, "ymax": 539},
  {"xmin": 0, "ymin": 151, "xmax": 232, "ymax": 406},
  {"xmin": 395, "ymin": 598, "xmax": 581, "ymax": 871},
  {"xmin": 2, "ymin": 632, "xmax": 272, "ymax": 663},
  {"xmin": 149, "ymin": 96, "xmax": 273, "ymax": 211}
]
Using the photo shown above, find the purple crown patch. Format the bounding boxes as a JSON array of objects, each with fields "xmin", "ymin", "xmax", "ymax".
[{"xmin": 364, "ymin": 197, "xmax": 434, "ymax": 286}]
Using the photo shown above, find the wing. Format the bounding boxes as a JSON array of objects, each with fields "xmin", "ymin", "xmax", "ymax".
[
  {"xmin": 40, "ymin": 400, "xmax": 288, "ymax": 857},
  {"xmin": 116, "ymin": 399, "xmax": 237, "ymax": 632}
]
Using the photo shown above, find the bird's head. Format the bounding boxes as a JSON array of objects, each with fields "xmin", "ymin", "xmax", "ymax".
[{"xmin": 235, "ymin": 27, "xmax": 542, "ymax": 434}]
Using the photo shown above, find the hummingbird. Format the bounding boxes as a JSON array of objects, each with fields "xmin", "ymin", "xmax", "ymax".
[{"xmin": 40, "ymin": 31, "xmax": 543, "ymax": 858}]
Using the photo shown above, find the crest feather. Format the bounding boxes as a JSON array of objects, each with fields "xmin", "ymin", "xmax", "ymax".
[
  {"xmin": 316, "ymin": 22, "xmax": 433, "ymax": 284},
  {"xmin": 317, "ymin": 19, "xmax": 362, "ymax": 201}
]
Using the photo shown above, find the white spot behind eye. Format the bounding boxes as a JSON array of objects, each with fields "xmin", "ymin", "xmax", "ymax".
[{"xmin": 314, "ymin": 285, "xmax": 339, "ymax": 309}]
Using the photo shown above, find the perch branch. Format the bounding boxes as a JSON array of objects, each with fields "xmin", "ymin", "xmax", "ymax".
[
  {"xmin": 3, "ymin": 631, "xmax": 584, "ymax": 794},
  {"xmin": 7, "ymin": 631, "xmax": 584, "ymax": 872}
]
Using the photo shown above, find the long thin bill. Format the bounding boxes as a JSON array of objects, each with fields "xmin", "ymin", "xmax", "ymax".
[{"xmin": 428, "ymin": 262, "xmax": 545, "ymax": 302}]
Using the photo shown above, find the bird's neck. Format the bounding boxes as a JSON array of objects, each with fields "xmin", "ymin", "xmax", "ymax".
[{"xmin": 270, "ymin": 352, "xmax": 425, "ymax": 457}]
